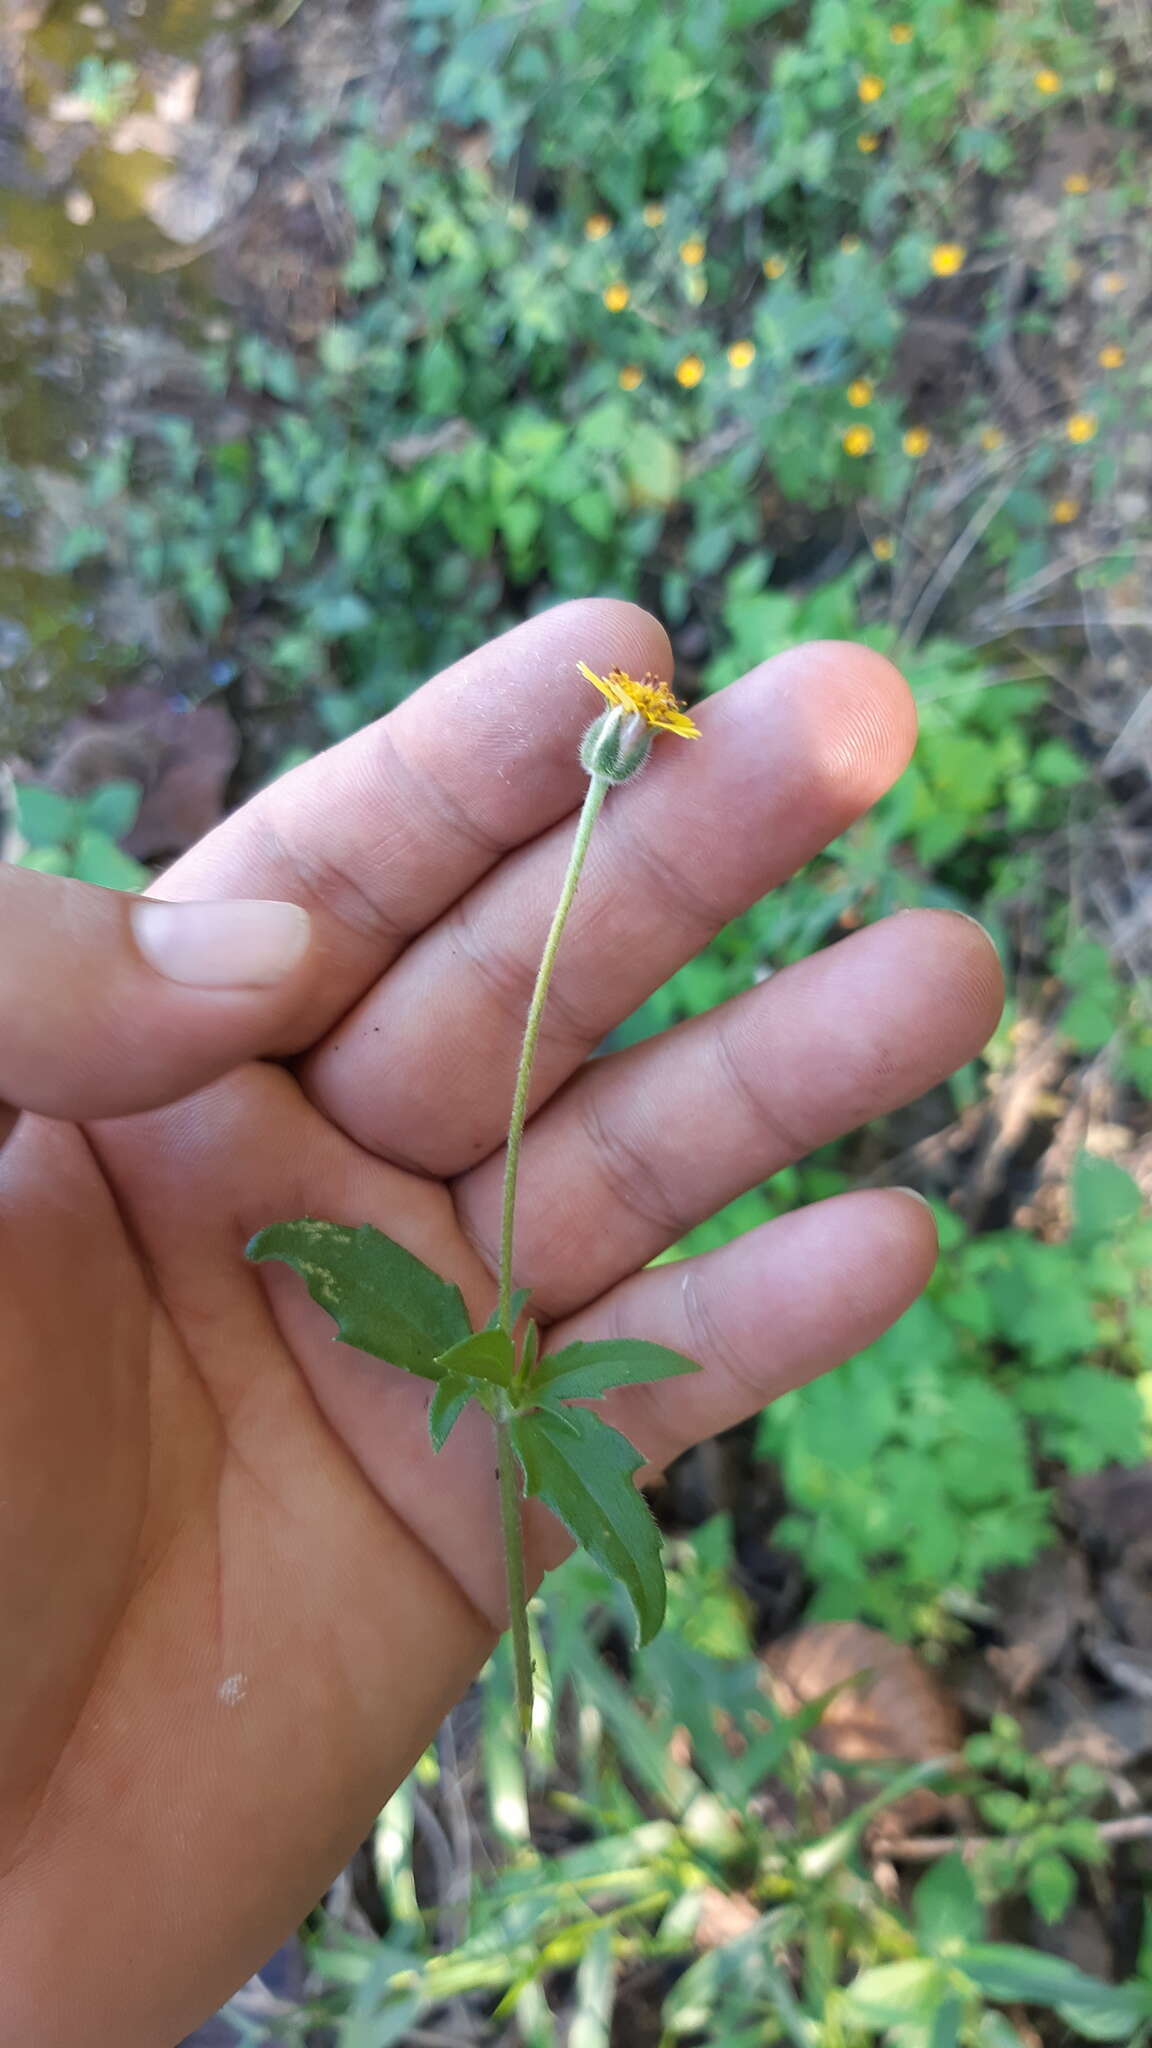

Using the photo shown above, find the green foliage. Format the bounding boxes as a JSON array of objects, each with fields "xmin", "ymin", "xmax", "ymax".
[
  {"xmin": 10, "ymin": 778, "xmax": 148, "ymax": 890},
  {"xmin": 247, "ymin": 1219, "xmax": 698, "ymax": 1643},
  {"xmin": 757, "ymin": 1164, "xmax": 1150, "ymax": 1634}
]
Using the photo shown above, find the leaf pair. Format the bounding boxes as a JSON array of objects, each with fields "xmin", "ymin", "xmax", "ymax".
[{"xmin": 247, "ymin": 1218, "xmax": 700, "ymax": 1643}]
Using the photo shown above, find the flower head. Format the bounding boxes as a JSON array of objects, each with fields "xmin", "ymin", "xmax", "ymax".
[
  {"xmin": 857, "ymin": 132, "xmax": 880, "ymax": 153},
  {"xmin": 1050, "ymin": 497, "xmax": 1079, "ymax": 524},
  {"xmin": 680, "ymin": 237, "xmax": 706, "ymax": 266},
  {"xmin": 889, "ymin": 22, "xmax": 913, "ymax": 41},
  {"xmin": 603, "ymin": 282, "xmax": 630, "ymax": 312},
  {"xmin": 727, "ymin": 339, "xmax": 756, "ymax": 369},
  {"xmin": 858, "ymin": 74, "xmax": 884, "ymax": 103},
  {"xmin": 980, "ymin": 425, "xmax": 1005, "ymax": 451},
  {"xmin": 642, "ymin": 201, "xmax": 666, "ymax": 227},
  {"xmin": 763, "ymin": 254, "xmax": 787, "ymax": 278},
  {"xmin": 847, "ymin": 377, "xmax": 874, "ymax": 407},
  {"xmin": 931, "ymin": 242, "xmax": 966, "ymax": 276},
  {"xmin": 578, "ymin": 662, "xmax": 700, "ymax": 742},
  {"xmin": 871, "ymin": 535, "xmax": 895, "ymax": 560},
  {"xmin": 585, "ymin": 213, "xmax": 612, "ymax": 241},
  {"xmin": 1033, "ymin": 67, "xmax": 1061, "ymax": 93},
  {"xmin": 903, "ymin": 425, "xmax": 932, "ymax": 457},
  {"xmin": 675, "ymin": 353, "xmax": 705, "ymax": 388},
  {"xmin": 1098, "ymin": 344, "xmax": 1125, "ymax": 369},
  {"xmin": 842, "ymin": 425, "xmax": 874, "ymax": 456},
  {"xmin": 1100, "ymin": 271, "xmax": 1128, "ymax": 295},
  {"xmin": 840, "ymin": 234, "xmax": 862, "ymax": 255},
  {"xmin": 618, "ymin": 363, "xmax": 644, "ymax": 390},
  {"xmin": 1064, "ymin": 172, "xmax": 1091, "ymax": 195},
  {"xmin": 1066, "ymin": 411, "xmax": 1097, "ymax": 443}
]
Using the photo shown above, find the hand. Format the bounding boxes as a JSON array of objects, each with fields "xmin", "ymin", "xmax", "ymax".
[{"xmin": 0, "ymin": 602, "xmax": 1001, "ymax": 2045}]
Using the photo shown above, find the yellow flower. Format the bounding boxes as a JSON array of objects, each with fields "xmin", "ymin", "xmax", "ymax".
[
  {"xmin": 903, "ymin": 426, "xmax": 931, "ymax": 456},
  {"xmin": 618, "ymin": 364, "xmax": 644, "ymax": 390},
  {"xmin": 577, "ymin": 662, "xmax": 700, "ymax": 739},
  {"xmin": 1033, "ymin": 67, "xmax": 1061, "ymax": 94},
  {"xmin": 1050, "ymin": 497, "xmax": 1079, "ymax": 524},
  {"xmin": 1100, "ymin": 271, "xmax": 1127, "ymax": 294},
  {"xmin": 858, "ymin": 74, "xmax": 885, "ymax": 103},
  {"xmin": 847, "ymin": 377, "xmax": 874, "ymax": 407},
  {"xmin": 930, "ymin": 241, "xmax": 966, "ymax": 276},
  {"xmin": 1066, "ymin": 411, "xmax": 1097, "ymax": 443},
  {"xmin": 889, "ymin": 22, "xmax": 913, "ymax": 42},
  {"xmin": 603, "ymin": 282, "xmax": 630, "ymax": 312},
  {"xmin": 763, "ymin": 254, "xmax": 787, "ymax": 278},
  {"xmin": 1064, "ymin": 172, "xmax": 1091, "ymax": 195},
  {"xmin": 980, "ymin": 425, "xmax": 1005, "ymax": 451},
  {"xmin": 584, "ymin": 213, "xmax": 612, "ymax": 241},
  {"xmin": 1098, "ymin": 344, "xmax": 1125, "ymax": 369},
  {"xmin": 840, "ymin": 234, "xmax": 862, "ymax": 254},
  {"xmin": 842, "ymin": 425, "xmax": 874, "ymax": 456},
  {"xmin": 727, "ymin": 339, "xmax": 756, "ymax": 369},
  {"xmin": 675, "ymin": 353, "xmax": 705, "ymax": 388},
  {"xmin": 871, "ymin": 535, "xmax": 895, "ymax": 560},
  {"xmin": 642, "ymin": 201, "xmax": 666, "ymax": 227},
  {"xmin": 857, "ymin": 133, "xmax": 880, "ymax": 153},
  {"xmin": 680, "ymin": 237, "xmax": 706, "ymax": 266}
]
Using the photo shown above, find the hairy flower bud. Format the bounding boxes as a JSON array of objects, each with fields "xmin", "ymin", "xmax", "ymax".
[{"xmin": 580, "ymin": 708, "xmax": 653, "ymax": 783}]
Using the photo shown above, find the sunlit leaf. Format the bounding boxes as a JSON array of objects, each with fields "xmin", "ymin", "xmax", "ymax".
[{"xmin": 247, "ymin": 1220, "xmax": 470, "ymax": 1381}]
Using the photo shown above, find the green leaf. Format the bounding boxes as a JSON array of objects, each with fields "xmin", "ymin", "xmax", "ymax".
[
  {"xmin": 533, "ymin": 1338, "xmax": 700, "ymax": 1404},
  {"xmin": 14, "ymin": 783, "xmax": 76, "ymax": 848},
  {"xmin": 1028, "ymin": 1851, "xmax": 1076, "ymax": 1925},
  {"xmin": 840, "ymin": 1958, "xmax": 949, "ymax": 2023},
  {"xmin": 957, "ymin": 1944, "xmax": 1150, "ymax": 2028},
  {"xmin": 914, "ymin": 1854, "xmax": 985, "ymax": 1951},
  {"xmin": 429, "ymin": 1373, "xmax": 475, "ymax": 1451},
  {"xmin": 508, "ymin": 1404, "xmax": 666, "ymax": 1643},
  {"xmin": 247, "ymin": 1220, "xmax": 471, "ymax": 1381},
  {"xmin": 435, "ymin": 1327, "xmax": 516, "ymax": 1387},
  {"xmin": 82, "ymin": 779, "xmax": 141, "ymax": 839},
  {"xmin": 1071, "ymin": 1152, "xmax": 1143, "ymax": 1241}
]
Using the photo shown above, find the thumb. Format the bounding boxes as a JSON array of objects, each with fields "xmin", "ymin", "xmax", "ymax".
[{"xmin": 0, "ymin": 866, "xmax": 315, "ymax": 1132}]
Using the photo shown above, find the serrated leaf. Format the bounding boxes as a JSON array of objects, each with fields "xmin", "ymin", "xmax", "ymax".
[
  {"xmin": 429, "ymin": 1373, "xmax": 475, "ymax": 1451},
  {"xmin": 435, "ymin": 1327, "xmax": 516, "ymax": 1387},
  {"xmin": 247, "ymin": 1219, "xmax": 470, "ymax": 1381},
  {"xmin": 533, "ymin": 1337, "xmax": 700, "ymax": 1403},
  {"xmin": 508, "ymin": 1405, "xmax": 666, "ymax": 1643}
]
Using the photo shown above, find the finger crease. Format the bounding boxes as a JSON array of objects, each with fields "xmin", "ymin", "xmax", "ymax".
[
  {"xmin": 712, "ymin": 1017, "xmax": 810, "ymax": 1162},
  {"xmin": 579, "ymin": 1087, "xmax": 685, "ymax": 1243}
]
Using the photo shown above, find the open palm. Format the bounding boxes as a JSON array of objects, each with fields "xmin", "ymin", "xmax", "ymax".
[{"xmin": 0, "ymin": 601, "xmax": 1001, "ymax": 2047}]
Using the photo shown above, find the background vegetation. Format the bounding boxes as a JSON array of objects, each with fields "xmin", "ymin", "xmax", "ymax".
[{"xmin": 4, "ymin": 0, "xmax": 1152, "ymax": 2039}]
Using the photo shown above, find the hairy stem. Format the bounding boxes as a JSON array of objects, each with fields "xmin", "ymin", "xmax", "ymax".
[{"xmin": 495, "ymin": 770, "xmax": 609, "ymax": 1734}]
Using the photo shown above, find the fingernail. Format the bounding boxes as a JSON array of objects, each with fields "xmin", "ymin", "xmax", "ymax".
[
  {"xmin": 132, "ymin": 898, "xmax": 311, "ymax": 988},
  {"xmin": 892, "ymin": 1185, "xmax": 937, "ymax": 1215}
]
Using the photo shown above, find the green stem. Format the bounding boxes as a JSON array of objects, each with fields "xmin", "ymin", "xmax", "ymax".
[
  {"xmin": 497, "ymin": 1417, "xmax": 534, "ymax": 1739},
  {"xmin": 497, "ymin": 771, "xmax": 608, "ymax": 1333},
  {"xmin": 495, "ymin": 770, "xmax": 609, "ymax": 1737}
]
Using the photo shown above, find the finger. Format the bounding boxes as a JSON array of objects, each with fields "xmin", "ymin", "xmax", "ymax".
[
  {"xmin": 154, "ymin": 599, "xmax": 671, "ymax": 1050},
  {"xmin": 0, "ymin": 866, "xmax": 314, "ymax": 1132},
  {"xmin": 455, "ymin": 908, "xmax": 1003, "ymax": 1316},
  {"xmin": 551, "ymin": 1188, "xmax": 939, "ymax": 1486},
  {"xmin": 303, "ymin": 641, "xmax": 918, "ymax": 1175}
]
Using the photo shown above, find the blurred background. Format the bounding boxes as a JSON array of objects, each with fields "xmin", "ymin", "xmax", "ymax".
[{"xmin": 4, "ymin": 1, "xmax": 1152, "ymax": 2042}]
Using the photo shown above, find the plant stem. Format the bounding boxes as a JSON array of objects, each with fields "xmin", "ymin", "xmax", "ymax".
[
  {"xmin": 497, "ymin": 771, "xmax": 608, "ymax": 1333},
  {"xmin": 496, "ymin": 1417, "xmax": 534, "ymax": 1739},
  {"xmin": 494, "ymin": 770, "xmax": 609, "ymax": 1736}
]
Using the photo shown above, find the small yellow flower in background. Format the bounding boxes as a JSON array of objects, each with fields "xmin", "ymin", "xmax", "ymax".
[
  {"xmin": 931, "ymin": 242, "xmax": 966, "ymax": 276},
  {"xmin": 675, "ymin": 354, "xmax": 705, "ymax": 389},
  {"xmin": 843, "ymin": 425, "xmax": 874, "ymax": 456},
  {"xmin": 603, "ymin": 282, "xmax": 630, "ymax": 312},
  {"xmin": 903, "ymin": 426, "xmax": 931, "ymax": 456},
  {"xmin": 1050, "ymin": 497, "xmax": 1080, "ymax": 523},
  {"xmin": 618, "ymin": 364, "xmax": 644, "ymax": 390},
  {"xmin": 642, "ymin": 201, "xmax": 666, "ymax": 227},
  {"xmin": 763, "ymin": 254, "xmax": 788, "ymax": 278},
  {"xmin": 857, "ymin": 133, "xmax": 880, "ymax": 153},
  {"xmin": 727, "ymin": 340, "xmax": 756, "ymax": 369},
  {"xmin": 1064, "ymin": 172, "xmax": 1091, "ymax": 194},
  {"xmin": 889, "ymin": 22, "xmax": 913, "ymax": 42},
  {"xmin": 1100, "ymin": 271, "xmax": 1127, "ymax": 295},
  {"xmin": 585, "ymin": 213, "xmax": 612, "ymax": 241},
  {"xmin": 1066, "ymin": 411, "xmax": 1097, "ymax": 443},
  {"xmin": 1098, "ymin": 344, "xmax": 1126, "ymax": 369},
  {"xmin": 578, "ymin": 662, "xmax": 700, "ymax": 739},
  {"xmin": 680, "ymin": 237, "xmax": 706, "ymax": 267},
  {"xmin": 1033, "ymin": 67, "xmax": 1061, "ymax": 94},
  {"xmin": 1065, "ymin": 259, "xmax": 1084, "ymax": 285},
  {"xmin": 840, "ymin": 234, "xmax": 862, "ymax": 254},
  {"xmin": 871, "ymin": 535, "xmax": 895, "ymax": 559},
  {"xmin": 847, "ymin": 377, "xmax": 874, "ymax": 407},
  {"xmin": 980, "ymin": 425, "xmax": 1006, "ymax": 451},
  {"xmin": 858, "ymin": 74, "xmax": 885, "ymax": 103}
]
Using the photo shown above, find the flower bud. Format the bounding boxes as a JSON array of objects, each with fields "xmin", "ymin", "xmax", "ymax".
[{"xmin": 580, "ymin": 708, "xmax": 653, "ymax": 783}]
